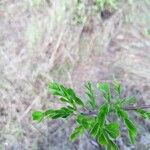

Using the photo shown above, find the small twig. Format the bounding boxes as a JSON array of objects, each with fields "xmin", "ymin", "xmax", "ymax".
[
  {"xmin": 82, "ymin": 104, "xmax": 150, "ymax": 116},
  {"xmin": 124, "ymin": 104, "xmax": 150, "ymax": 110}
]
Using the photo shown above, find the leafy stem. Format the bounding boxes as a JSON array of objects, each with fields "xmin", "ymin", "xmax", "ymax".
[{"xmin": 32, "ymin": 80, "xmax": 150, "ymax": 150}]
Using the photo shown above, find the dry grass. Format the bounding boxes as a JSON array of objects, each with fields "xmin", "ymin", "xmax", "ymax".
[{"xmin": 0, "ymin": 0, "xmax": 150, "ymax": 149}]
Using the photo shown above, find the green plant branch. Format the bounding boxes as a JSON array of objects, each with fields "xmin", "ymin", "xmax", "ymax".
[
  {"xmin": 32, "ymin": 81, "xmax": 150, "ymax": 150},
  {"xmin": 82, "ymin": 104, "xmax": 150, "ymax": 116}
]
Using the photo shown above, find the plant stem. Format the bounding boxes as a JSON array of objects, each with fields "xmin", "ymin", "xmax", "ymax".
[
  {"xmin": 82, "ymin": 104, "xmax": 150, "ymax": 116},
  {"xmin": 124, "ymin": 104, "xmax": 150, "ymax": 110}
]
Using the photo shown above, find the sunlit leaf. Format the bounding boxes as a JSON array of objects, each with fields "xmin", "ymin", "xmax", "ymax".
[
  {"xmin": 97, "ymin": 82, "xmax": 111, "ymax": 102},
  {"xmin": 124, "ymin": 118, "xmax": 137, "ymax": 144},
  {"xmin": 105, "ymin": 122, "xmax": 120, "ymax": 139},
  {"xmin": 121, "ymin": 97, "xmax": 136, "ymax": 105},
  {"xmin": 32, "ymin": 111, "xmax": 44, "ymax": 121},
  {"xmin": 70, "ymin": 126, "xmax": 84, "ymax": 141},
  {"xmin": 48, "ymin": 82, "xmax": 84, "ymax": 108},
  {"xmin": 136, "ymin": 109, "xmax": 150, "ymax": 120},
  {"xmin": 113, "ymin": 80, "xmax": 122, "ymax": 96},
  {"xmin": 85, "ymin": 81, "xmax": 97, "ymax": 109}
]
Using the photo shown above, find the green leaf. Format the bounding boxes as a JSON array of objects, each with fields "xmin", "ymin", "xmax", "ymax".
[
  {"xmin": 44, "ymin": 109, "xmax": 56, "ymax": 117},
  {"xmin": 116, "ymin": 106, "xmax": 128, "ymax": 119},
  {"xmin": 74, "ymin": 97, "xmax": 84, "ymax": 106},
  {"xmin": 107, "ymin": 140, "xmax": 120, "ymax": 150},
  {"xmin": 48, "ymin": 82, "xmax": 84, "ymax": 108},
  {"xmin": 53, "ymin": 107, "xmax": 74, "ymax": 119},
  {"xmin": 97, "ymin": 82, "xmax": 111, "ymax": 102},
  {"xmin": 85, "ymin": 81, "xmax": 97, "ymax": 109},
  {"xmin": 60, "ymin": 97, "xmax": 69, "ymax": 102},
  {"xmin": 48, "ymin": 82, "xmax": 70, "ymax": 103},
  {"xmin": 113, "ymin": 80, "xmax": 122, "ymax": 96},
  {"xmin": 97, "ymin": 103, "xmax": 110, "ymax": 126},
  {"xmin": 91, "ymin": 122, "xmax": 99, "ymax": 136},
  {"xmin": 115, "ymin": 106, "xmax": 137, "ymax": 144},
  {"xmin": 44, "ymin": 107, "xmax": 74, "ymax": 119},
  {"xmin": 77, "ymin": 115, "xmax": 95, "ymax": 129},
  {"xmin": 124, "ymin": 118, "xmax": 137, "ymax": 144},
  {"xmin": 32, "ymin": 111, "xmax": 44, "ymax": 121},
  {"xmin": 91, "ymin": 103, "xmax": 109, "ymax": 137},
  {"xmin": 67, "ymin": 88, "xmax": 84, "ymax": 106},
  {"xmin": 98, "ymin": 130, "xmax": 108, "ymax": 145},
  {"xmin": 70, "ymin": 126, "xmax": 84, "ymax": 141},
  {"xmin": 136, "ymin": 109, "xmax": 150, "ymax": 120},
  {"xmin": 121, "ymin": 97, "xmax": 136, "ymax": 105},
  {"xmin": 105, "ymin": 122, "xmax": 120, "ymax": 139}
]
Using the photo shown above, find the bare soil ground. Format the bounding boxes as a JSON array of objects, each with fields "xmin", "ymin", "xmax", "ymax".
[{"xmin": 0, "ymin": 0, "xmax": 150, "ymax": 150}]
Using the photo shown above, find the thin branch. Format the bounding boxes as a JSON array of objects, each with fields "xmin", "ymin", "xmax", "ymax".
[
  {"xmin": 124, "ymin": 104, "xmax": 150, "ymax": 110},
  {"xmin": 82, "ymin": 104, "xmax": 150, "ymax": 116}
]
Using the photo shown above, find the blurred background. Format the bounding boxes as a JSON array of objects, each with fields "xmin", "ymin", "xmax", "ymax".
[{"xmin": 0, "ymin": 0, "xmax": 150, "ymax": 149}]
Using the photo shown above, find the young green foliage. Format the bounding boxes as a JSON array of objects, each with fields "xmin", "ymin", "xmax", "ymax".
[
  {"xmin": 32, "ymin": 106, "xmax": 74, "ymax": 122},
  {"xmin": 32, "ymin": 111, "xmax": 44, "ymax": 121},
  {"xmin": 120, "ymin": 96, "xmax": 136, "ymax": 105},
  {"xmin": 136, "ymin": 109, "xmax": 150, "ymax": 120},
  {"xmin": 115, "ymin": 106, "xmax": 137, "ymax": 144},
  {"xmin": 97, "ymin": 82, "xmax": 111, "ymax": 102},
  {"xmin": 85, "ymin": 81, "xmax": 97, "ymax": 109},
  {"xmin": 105, "ymin": 122, "xmax": 120, "ymax": 139},
  {"xmin": 70, "ymin": 125, "xmax": 84, "ymax": 141},
  {"xmin": 113, "ymin": 79, "xmax": 122, "ymax": 96},
  {"xmin": 32, "ymin": 81, "xmax": 150, "ymax": 150},
  {"xmin": 48, "ymin": 82, "xmax": 84, "ymax": 109}
]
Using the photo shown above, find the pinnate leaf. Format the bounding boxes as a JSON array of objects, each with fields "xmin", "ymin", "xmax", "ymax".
[
  {"xmin": 97, "ymin": 82, "xmax": 111, "ymax": 102},
  {"xmin": 85, "ymin": 81, "xmax": 97, "ymax": 109},
  {"xmin": 105, "ymin": 122, "xmax": 120, "ymax": 139},
  {"xmin": 48, "ymin": 82, "xmax": 84, "ymax": 107},
  {"xmin": 136, "ymin": 109, "xmax": 150, "ymax": 120},
  {"xmin": 97, "ymin": 103, "xmax": 110, "ymax": 126},
  {"xmin": 124, "ymin": 118, "xmax": 137, "ymax": 144},
  {"xmin": 98, "ymin": 130, "xmax": 108, "ymax": 145},
  {"xmin": 33, "ymin": 107, "xmax": 74, "ymax": 121},
  {"xmin": 121, "ymin": 96, "xmax": 136, "ymax": 105},
  {"xmin": 116, "ymin": 106, "xmax": 137, "ymax": 144},
  {"xmin": 113, "ymin": 80, "xmax": 122, "ymax": 96},
  {"xmin": 107, "ymin": 140, "xmax": 120, "ymax": 150},
  {"xmin": 77, "ymin": 115, "xmax": 95, "ymax": 129},
  {"xmin": 70, "ymin": 126, "xmax": 84, "ymax": 141},
  {"xmin": 91, "ymin": 103, "xmax": 109, "ymax": 137}
]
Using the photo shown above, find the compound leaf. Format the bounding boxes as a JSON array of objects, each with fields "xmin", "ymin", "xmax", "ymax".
[
  {"xmin": 70, "ymin": 125, "xmax": 84, "ymax": 141},
  {"xmin": 91, "ymin": 103, "xmax": 109, "ymax": 138},
  {"xmin": 97, "ymin": 83, "xmax": 111, "ymax": 102},
  {"xmin": 77, "ymin": 115, "xmax": 95, "ymax": 129},
  {"xmin": 105, "ymin": 122, "xmax": 120, "ymax": 139},
  {"xmin": 85, "ymin": 81, "xmax": 97, "ymax": 109},
  {"xmin": 107, "ymin": 140, "xmax": 120, "ymax": 150},
  {"xmin": 121, "ymin": 96, "xmax": 136, "ymax": 106},
  {"xmin": 116, "ymin": 106, "xmax": 137, "ymax": 144},
  {"xmin": 98, "ymin": 130, "xmax": 108, "ymax": 145},
  {"xmin": 51, "ymin": 107, "xmax": 74, "ymax": 119},
  {"xmin": 91, "ymin": 122, "xmax": 99, "ymax": 137},
  {"xmin": 48, "ymin": 82, "xmax": 84, "ymax": 108},
  {"xmin": 124, "ymin": 118, "xmax": 137, "ymax": 144},
  {"xmin": 113, "ymin": 80, "xmax": 122, "ymax": 96},
  {"xmin": 116, "ymin": 106, "xmax": 128, "ymax": 119},
  {"xmin": 136, "ymin": 109, "xmax": 150, "ymax": 120},
  {"xmin": 33, "ymin": 107, "xmax": 74, "ymax": 121}
]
